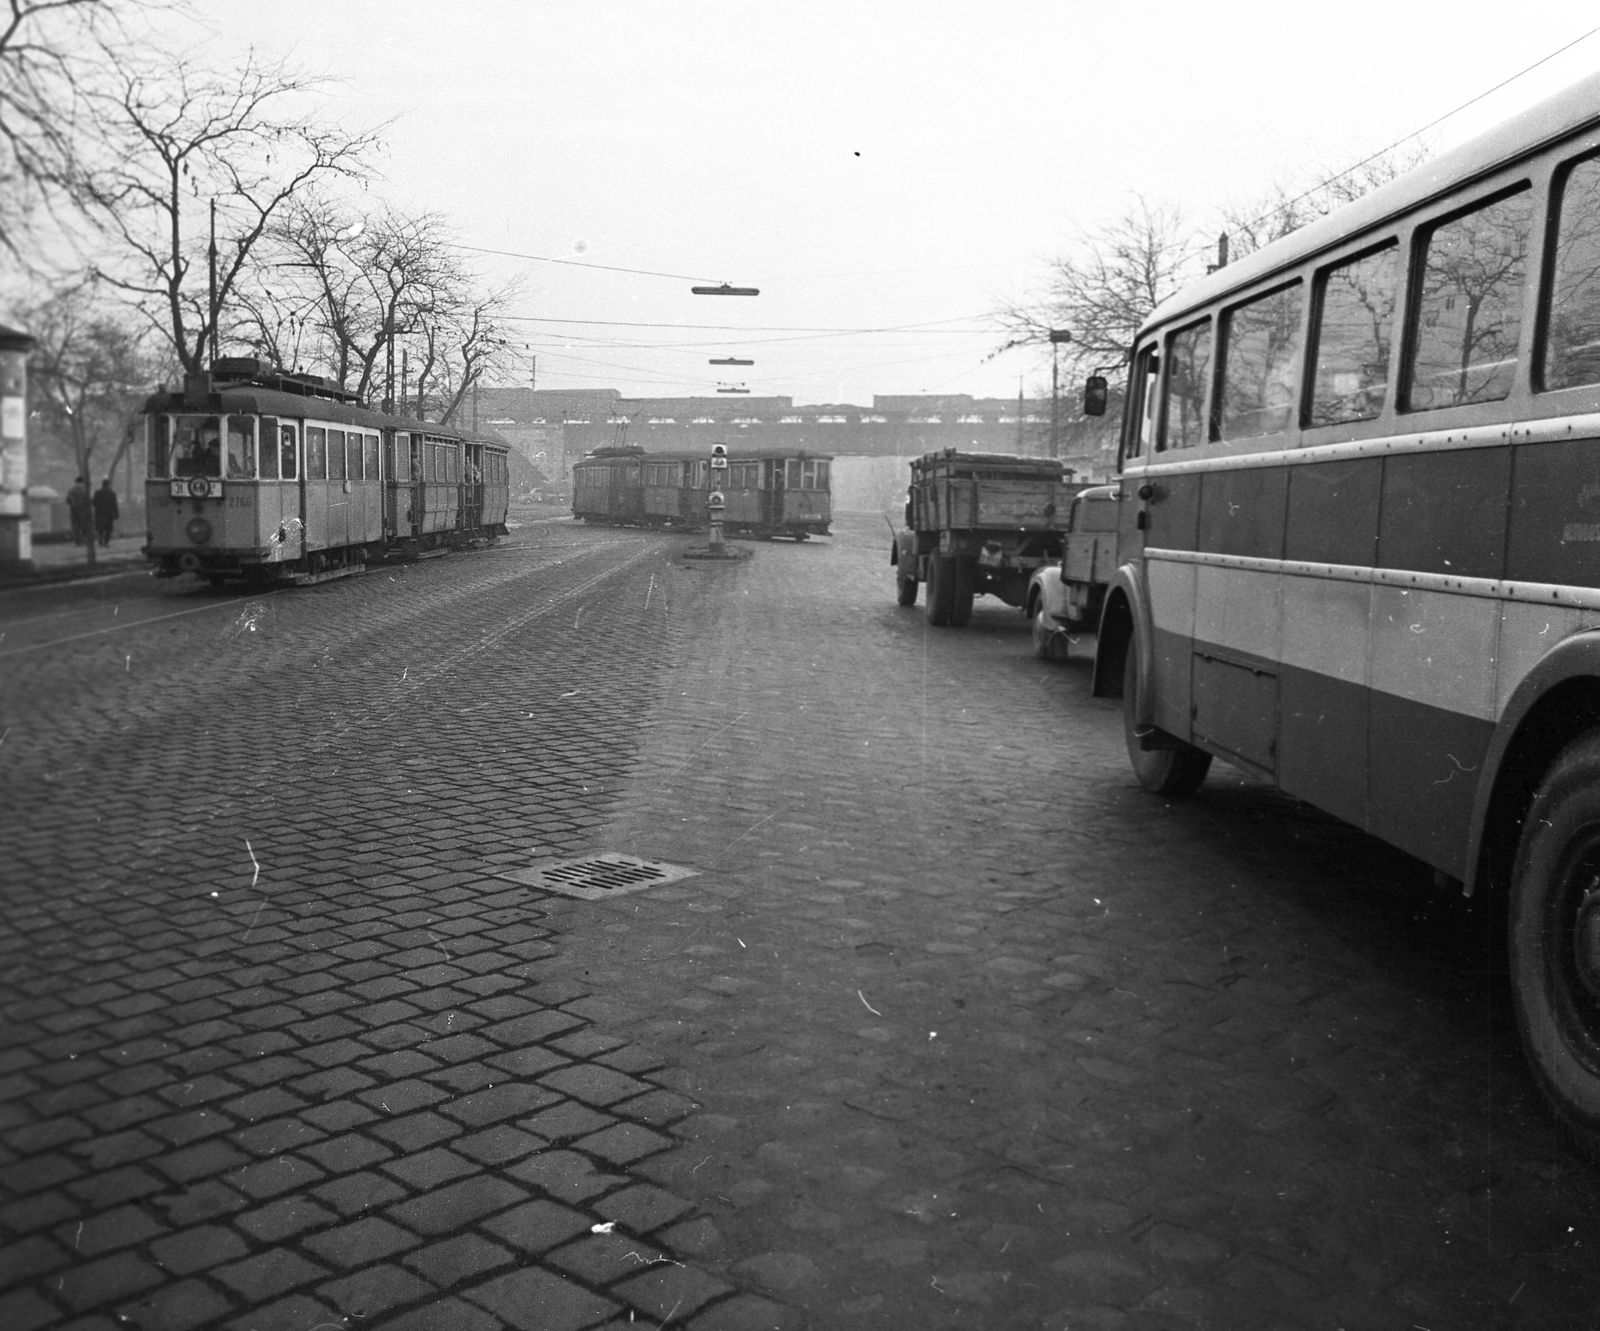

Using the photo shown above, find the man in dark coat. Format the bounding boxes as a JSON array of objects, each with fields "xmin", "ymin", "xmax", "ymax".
[{"xmin": 92, "ymin": 479, "xmax": 119, "ymax": 547}]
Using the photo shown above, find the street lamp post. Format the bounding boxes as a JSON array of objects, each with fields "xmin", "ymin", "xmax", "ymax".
[{"xmin": 1048, "ymin": 329, "xmax": 1073, "ymax": 460}]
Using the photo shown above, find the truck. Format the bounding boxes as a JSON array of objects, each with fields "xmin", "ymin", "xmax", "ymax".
[
  {"xmin": 1023, "ymin": 483, "xmax": 1121, "ymax": 659},
  {"xmin": 890, "ymin": 450, "xmax": 1082, "ymax": 626}
]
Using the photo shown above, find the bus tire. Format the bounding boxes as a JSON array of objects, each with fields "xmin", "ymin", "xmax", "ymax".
[
  {"xmin": 925, "ymin": 555, "xmax": 955, "ymax": 626},
  {"xmin": 1122, "ymin": 650, "xmax": 1210, "ymax": 796},
  {"xmin": 950, "ymin": 558, "xmax": 976, "ymax": 626},
  {"xmin": 1509, "ymin": 732, "xmax": 1600, "ymax": 1160},
  {"xmin": 896, "ymin": 569, "xmax": 919, "ymax": 607}
]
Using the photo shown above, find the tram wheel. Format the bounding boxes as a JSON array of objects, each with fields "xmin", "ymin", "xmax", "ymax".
[
  {"xmin": 1122, "ymin": 650, "xmax": 1210, "ymax": 796},
  {"xmin": 896, "ymin": 569, "xmax": 919, "ymax": 607},
  {"xmin": 925, "ymin": 555, "xmax": 956, "ymax": 625},
  {"xmin": 1509, "ymin": 732, "xmax": 1600, "ymax": 1161}
]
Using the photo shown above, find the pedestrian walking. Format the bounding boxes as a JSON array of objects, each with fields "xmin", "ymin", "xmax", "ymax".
[
  {"xmin": 92, "ymin": 479, "xmax": 119, "ymax": 547},
  {"xmin": 66, "ymin": 476, "xmax": 90, "ymax": 546}
]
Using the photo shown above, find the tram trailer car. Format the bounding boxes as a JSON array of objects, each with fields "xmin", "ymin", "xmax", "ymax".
[
  {"xmin": 143, "ymin": 359, "xmax": 510, "ymax": 586},
  {"xmin": 572, "ymin": 446, "xmax": 832, "ymax": 539},
  {"xmin": 1088, "ymin": 67, "xmax": 1600, "ymax": 1157},
  {"xmin": 892, "ymin": 449, "xmax": 1082, "ymax": 625}
]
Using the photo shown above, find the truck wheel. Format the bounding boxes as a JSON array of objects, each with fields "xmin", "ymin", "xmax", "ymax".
[
  {"xmin": 1122, "ymin": 650, "xmax": 1210, "ymax": 796},
  {"xmin": 1032, "ymin": 606, "xmax": 1065, "ymax": 661},
  {"xmin": 1509, "ymin": 732, "xmax": 1600, "ymax": 1161},
  {"xmin": 896, "ymin": 568, "xmax": 918, "ymax": 606},
  {"xmin": 925, "ymin": 555, "xmax": 955, "ymax": 625},
  {"xmin": 949, "ymin": 558, "xmax": 976, "ymax": 626}
]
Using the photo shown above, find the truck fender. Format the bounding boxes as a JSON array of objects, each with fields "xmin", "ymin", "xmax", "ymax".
[
  {"xmin": 1463, "ymin": 628, "xmax": 1600, "ymax": 897},
  {"xmin": 1090, "ymin": 563, "xmax": 1150, "ymax": 711}
]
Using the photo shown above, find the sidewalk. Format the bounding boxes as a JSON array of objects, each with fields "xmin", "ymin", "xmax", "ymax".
[{"xmin": 0, "ymin": 534, "xmax": 149, "ymax": 589}]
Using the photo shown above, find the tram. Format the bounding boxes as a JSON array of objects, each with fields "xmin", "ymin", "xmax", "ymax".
[
  {"xmin": 142, "ymin": 358, "xmax": 510, "ymax": 586},
  {"xmin": 572, "ymin": 445, "xmax": 831, "ymax": 539}
]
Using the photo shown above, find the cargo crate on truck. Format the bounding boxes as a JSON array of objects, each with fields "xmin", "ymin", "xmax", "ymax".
[{"xmin": 890, "ymin": 450, "xmax": 1082, "ymax": 626}]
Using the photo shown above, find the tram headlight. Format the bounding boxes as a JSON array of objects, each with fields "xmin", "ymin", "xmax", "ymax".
[{"xmin": 186, "ymin": 516, "xmax": 212, "ymax": 544}]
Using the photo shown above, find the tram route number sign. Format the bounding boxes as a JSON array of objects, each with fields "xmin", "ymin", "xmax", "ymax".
[{"xmin": 710, "ymin": 456, "xmax": 727, "ymax": 469}]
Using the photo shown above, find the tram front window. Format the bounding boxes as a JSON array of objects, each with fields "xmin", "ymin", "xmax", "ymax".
[{"xmin": 170, "ymin": 417, "xmax": 222, "ymax": 478}]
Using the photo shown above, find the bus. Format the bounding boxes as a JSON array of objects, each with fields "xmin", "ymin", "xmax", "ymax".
[{"xmin": 1090, "ymin": 69, "xmax": 1600, "ymax": 1154}]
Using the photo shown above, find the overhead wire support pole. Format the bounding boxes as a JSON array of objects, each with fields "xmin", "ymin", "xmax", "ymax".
[{"xmin": 208, "ymin": 199, "xmax": 218, "ymax": 364}]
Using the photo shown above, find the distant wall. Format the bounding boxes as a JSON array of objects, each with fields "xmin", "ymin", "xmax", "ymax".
[{"xmin": 833, "ymin": 456, "xmax": 915, "ymax": 513}]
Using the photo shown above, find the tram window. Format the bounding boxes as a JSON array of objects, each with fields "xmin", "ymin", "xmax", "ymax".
[
  {"xmin": 365, "ymin": 434, "xmax": 380, "ymax": 479},
  {"xmin": 787, "ymin": 460, "xmax": 802, "ymax": 488},
  {"xmin": 1219, "ymin": 282, "xmax": 1302, "ymax": 440},
  {"xmin": 817, "ymin": 460, "xmax": 829, "ymax": 489},
  {"xmin": 148, "ymin": 416, "xmax": 170, "ymax": 477},
  {"xmin": 171, "ymin": 416, "xmax": 222, "ymax": 478},
  {"xmin": 1543, "ymin": 154, "xmax": 1600, "ymax": 390},
  {"xmin": 259, "ymin": 418, "xmax": 279, "ymax": 480},
  {"xmin": 225, "ymin": 416, "xmax": 256, "ymax": 479},
  {"xmin": 328, "ymin": 429, "xmax": 347, "ymax": 480},
  {"xmin": 1162, "ymin": 319, "xmax": 1211, "ymax": 450},
  {"xmin": 345, "ymin": 434, "xmax": 361, "ymax": 480},
  {"xmin": 306, "ymin": 427, "xmax": 327, "ymax": 481},
  {"xmin": 280, "ymin": 425, "xmax": 298, "ymax": 480},
  {"xmin": 1309, "ymin": 244, "xmax": 1399, "ymax": 425},
  {"xmin": 1406, "ymin": 186, "xmax": 1533, "ymax": 410}
]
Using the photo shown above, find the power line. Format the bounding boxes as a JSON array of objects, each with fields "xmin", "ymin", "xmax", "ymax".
[
  {"xmin": 499, "ymin": 312, "xmax": 995, "ymax": 334},
  {"xmin": 455, "ymin": 243, "xmax": 722, "ymax": 284},
  {"xmin": 1204, "ymin": 23, "xmax": 1600, "ymax": 261}
]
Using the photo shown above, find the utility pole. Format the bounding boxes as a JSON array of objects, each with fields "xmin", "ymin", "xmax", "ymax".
[
  {"xmin": 1016, "ymin": 379, "xmax": 1024, "ymax": 453},
  {"xmin": 400, "ymin": 349, "xmax": 407, "ymax": 418},
  {"xmin": 208, "ymin": 199, "xmax": 219, "ymax": 365}
]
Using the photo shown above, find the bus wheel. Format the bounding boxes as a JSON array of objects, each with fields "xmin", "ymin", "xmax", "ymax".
[
  {"xmin": 896, "ymin": 568, "xmax": 918, "ymax": 607},
  {"xmin": 1510, "ymin": 733, "xmax": 1600, "ymax": 1160},
  {"xmin": 949, "ymin": 559, "xmax": 976, "ymax": 626},
  {"xmin": 925, "ymin": 556, "xmax": 956, "ymax": 625},
  {"xmin": 1122, "ymin": 650, "xmax": 1210, "ymax": 796}
]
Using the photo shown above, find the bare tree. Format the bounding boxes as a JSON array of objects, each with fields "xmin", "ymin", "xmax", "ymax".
[
  {"xmin": 0, "ymin": 0, "xmax": 121, "ymax": 258},
  {"xmin": 260, "ymin": 196, "xmax": 462, "ymax": 404},
  {"xmin": 1219, "ymin": 141, "xmax": 1433, "ymax": 259},
  {"xmin": 996, "ymin": 195, "xmax": 1201, "ymax": 376},
  {"xmin": 24, "ymin": 282, "xmax": 158, "ymax": 566},
  {"xmin": 434, "ymin": 285, "xmax": 519, "ymax": 427},
  {"xmin": 78, "ymin": 43, "xmax": 378, "ymax": 375}
]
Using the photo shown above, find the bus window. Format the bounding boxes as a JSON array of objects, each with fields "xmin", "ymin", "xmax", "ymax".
[
  {"xmin": 306, "ymin": 427, "xmax": 326, "ymax": 480},
  {"xmin": 280, "ymin": 425, "xmax": 299, "ymax": 480},
  {"xmin": 1543, "ymin": 154, "xmax": 1600, "ymax": 390},
  {"xmin": 1309, "ymin": 244, "xmax": 1399, "ymax": 426},
  {"xmin": 1123, "ymin": 346, "xmax": 1159, "ymax": 460},
  {"xmin": 1406, "ymin": 187, "xmax": 1533, "ymax": 410},
  {"xmin": 1219, "ymin": 282, "xmax": 1302, "ymax": 440},
  {"xmin": 1162, "ymin": 320, "xmax": 1211, "ymax": 450}
]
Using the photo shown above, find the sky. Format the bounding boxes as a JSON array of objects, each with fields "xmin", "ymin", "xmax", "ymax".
[{"xmin": 177, "ymin": 0, "xmax": 1600, "ymax": 406}]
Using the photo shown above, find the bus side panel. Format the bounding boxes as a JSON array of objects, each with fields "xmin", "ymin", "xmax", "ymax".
[
  {"xmin": 1148, "ymin": 471, "xmax": 1201, "ymax": 551},
  {"xmin": 1366, "ymin": 584, "xmax": 1499, "ymax": 876},
  {"xmin": 1378, "ymin": 448, "xmax": 1511, "ymax": 579},
  {"xmin": 1506, "ymin": 437, "xmax": 1600, "ymax": 585},
  {"xmin": 1145, "ymin": 557, "xmax": 1197, "ymax": 739},
  {"xmin": 1496, "ymin": 602, "xmax": 1595, "ymax": 716},
  {"xmin": 1198, "ymin": 467, "xmax": 1288, "ymax": 560},
  {"xmin": 1190, "ymin": 563, "xmax": 1281, "ymax": 771},
  {"xmin": 1278, "ymin": 574, "xmax": 1371, "ymax": 828},
  {"xmin": 1285, "ymin": 460, "xmax": 1381, "ymax": 567}
]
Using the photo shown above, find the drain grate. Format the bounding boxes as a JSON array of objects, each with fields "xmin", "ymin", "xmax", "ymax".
[{"xmin": 499, "ymin": 852, "xmax": 699, "ymax": 901}]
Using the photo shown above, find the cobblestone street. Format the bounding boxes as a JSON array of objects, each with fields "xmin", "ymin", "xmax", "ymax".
[{"xmin": 3, "ymin": 511, "xmax": 1600, "ymax": 1330}]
